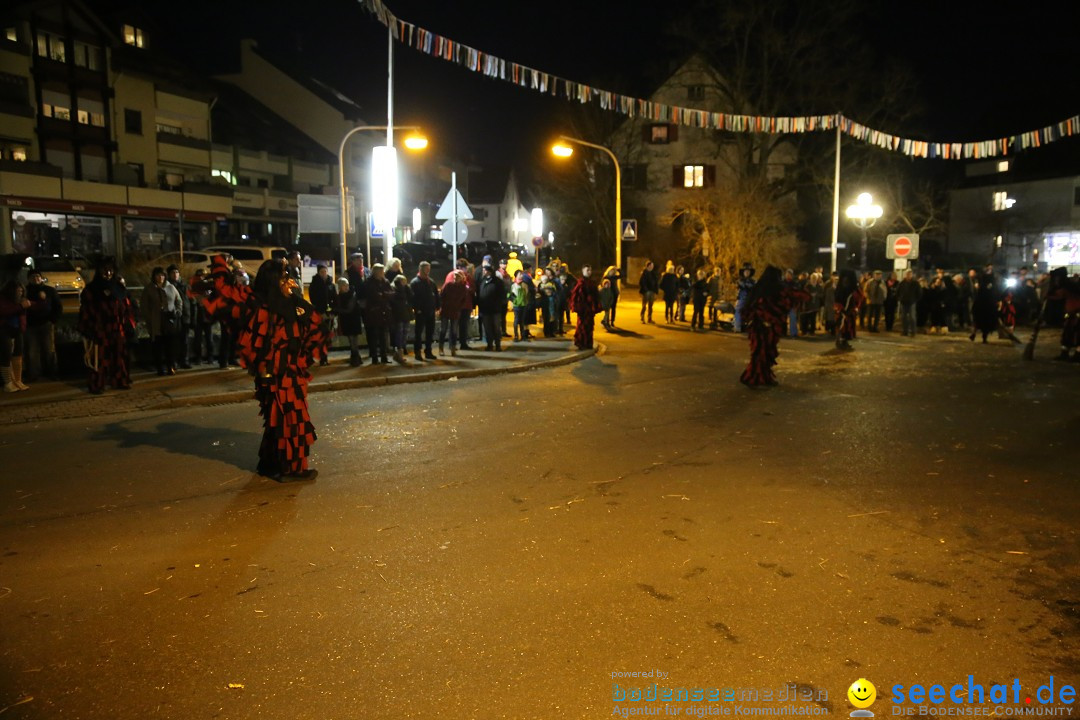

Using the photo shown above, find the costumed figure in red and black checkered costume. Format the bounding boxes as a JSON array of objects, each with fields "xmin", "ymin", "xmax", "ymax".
[
  {"xmin": 1048, "ymin": 267, "xmax": 1080, "ymax": 362},
  {"xmin": 834, "ymin": 269, "xmax": 864, "ymax": 350},
  {"xmin": 202, "ymin": 255, "xmax": 329, "ymax": 480},
  {"xmin": 569, "ymin": 265, "xmax": 603, "ymax": 350},
  {"xmin": 78, "ymin": 258, "xmax": 136, "ymax": 394},
  {"xmin": 739, "ymin": 265, "xmax": 810, "ymax": 387}
]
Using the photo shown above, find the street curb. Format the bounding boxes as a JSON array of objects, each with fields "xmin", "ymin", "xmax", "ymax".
[{"xmin": 153, "ymin": 345, "xmax": 599, "ymax": 410}]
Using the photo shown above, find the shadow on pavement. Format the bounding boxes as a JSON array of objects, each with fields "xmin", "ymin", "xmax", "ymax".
[
  {"xmin": 571, "ymin": 356, "xmax": 622, "ymax": 394},
  {"xmin": 90, "ymin": 419, "xmax": 262, "ymax": 471}
]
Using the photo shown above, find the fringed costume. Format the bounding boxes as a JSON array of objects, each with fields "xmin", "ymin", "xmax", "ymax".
[{"xmin": 739, "ymin": 266, "xmax": 810, "ymax": 387}]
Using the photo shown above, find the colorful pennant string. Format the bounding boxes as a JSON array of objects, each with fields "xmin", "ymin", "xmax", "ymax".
[{"xmin": 366, "ymin": 0, "xmax": 1077, "ymax": 160}]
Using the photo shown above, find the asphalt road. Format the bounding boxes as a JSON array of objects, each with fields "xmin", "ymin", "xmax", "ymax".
[{"xmin": 2, "ymin": 319, "xmax": 1078, "ymax": 719}]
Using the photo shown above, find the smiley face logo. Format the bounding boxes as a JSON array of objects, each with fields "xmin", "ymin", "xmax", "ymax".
[{"xmin": 848, "ymin": 678, "xmax": 877, "ymax": 709}]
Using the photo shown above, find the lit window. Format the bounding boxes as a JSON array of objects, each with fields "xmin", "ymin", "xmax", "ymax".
[
  {"xmin": 48, "ymin": 35, "xmax": 65, "ymax": 62},
  {"xmin": 77, "ymin": 109, "xmax": 89, "ymax": 124},
  {"xmin": 650, "ymin": 125, "xmax": 670, "ymax": 144},
  {"xmin": 997, "ymin": 160, "xmax": 1009, "ymax": 173},
  {"xmin": 122, "ymin": 25, "xmax": 144, "ymax": 48},
  {"xmin": 5, "ymin": 28, "xmax": 16, "ymax": 42},
  {"xmin": 993, "ymin": 191, "xmax": 1016, "ymax": 211},
  {"xmin": 12, "ymin": 147, "xmax": 27, "ymax": 161},
  {"xmin": 683, "ymin": 165, "xmax": 704, "ymax": 188},
  {"xmin": 212, "ymin": 169, "xmax": 235, "ymax": 185},
  {"xmin": 36, "ymin": 32, "xmax": 46, "ymax": 56},
  {"xmin": 42, "ymin": 103, "xmax": 53, "ymax": 117},
  {"xmin": 90, "ymin": 112, "xmax": 104, "ymax": 127},
  {"xmin": 53, "ymin": 106, "xmax": 71, "ymax": 121}
]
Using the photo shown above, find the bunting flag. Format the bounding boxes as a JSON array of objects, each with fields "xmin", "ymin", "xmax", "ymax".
[{"xmin": 360, "ymin": 0, "xmax": 1080, "ymax": 160}]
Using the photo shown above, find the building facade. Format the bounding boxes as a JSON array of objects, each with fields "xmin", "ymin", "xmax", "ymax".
[{"xmin": 948, "ymin": 159, "xmax": 1080, "ymax": 272}]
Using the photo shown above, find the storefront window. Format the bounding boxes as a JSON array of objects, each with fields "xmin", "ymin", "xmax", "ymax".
[{"xmin": 9, "ymin": 210, "xmax": 115, "ymax": 261}]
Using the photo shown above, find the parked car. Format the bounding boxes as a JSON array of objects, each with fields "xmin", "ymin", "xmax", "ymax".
[
  {"xmin": 463, "ymin": 240, "xmax": 504, "ymax": 265},
  {"xmin": 31, "ymin": 254, "xmax": 87, "ymax": 297},
  {"xmin": 202, "ymin": 245, "xmax": 289, "ymax": 264},
  {"xmin": 395, "ymin": 241, "xmax": 451, "ymax": 266},
  {"xmin": 130, "ymin": 251, "xmax": 214, "ymax": 287}
]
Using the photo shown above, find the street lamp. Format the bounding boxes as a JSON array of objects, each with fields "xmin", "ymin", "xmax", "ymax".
[
  {"xmin": 551, "ymin": 135, "xmax": 621, "ymax": 289},
  {"xmin": 845, "ymin": 192, "xmax": 882, "ymax": 270},
  {"xmin": 337, "ymin": 125, "xmax": 427, "ymax": 276}
]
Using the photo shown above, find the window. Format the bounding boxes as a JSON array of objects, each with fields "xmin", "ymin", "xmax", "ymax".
[
  {"xmin": 649, "ymin": 124, "xmax": 670, "ymax": 144},
  {"xmin": 687, "ymin": 85, "xmax": 705, "ymax": 101},
  {"xmin": 77, "ymin": 109, "xmax": 88, "ymax": 124},
  {"xmin": 0, "ymin": 72, "xmax": 28, "ymax": 105},
  {"xmin": 997, "ymin": 160, "xmax": 1010, "ymax": 173},
  {"xmin": 993, "ymin": 191, "xmax": 1015, "ymax": 211},
  {"xmin": 122, "ymin": 25, "xmax": 145, "ymax": 48},
  {"xmin": 73, "ymin": 42, "xmax": 102, "ymax": 71},
  {"xmin": 53, "ymin": 106, "xmax": 71, "ymax": 121},
  {"xmin": 622, "ymin": 164, "xmax": 648, "ymax": 191},
  {"xmin": 35, "ymin": 31, "xmax": 66, "ymax": 61},
  {"xmin": 256, "ymin": 178, "xmax": 269, "ymax": 189},
  {"xmin": 5, "ymin": 27, "xmax": 16, "ymax": 43},
  {"xmin": 212, "ymin": 169, "xmax": 235, "ymax": 185},
  {"xmin": 684, "ymin": 165, "xmax": 704, "ymax": 188},
  {"xmin": 673, "ymin": 164, "xmax": 714, "ymax": 189},
  {"xmin": 124, "ymin": 108, "xmax": 142, "ymax": 134}
]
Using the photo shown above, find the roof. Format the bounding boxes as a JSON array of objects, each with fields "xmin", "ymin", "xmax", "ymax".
[
  {"xmin": 248, "ymin": 41, "xmax": 367, "ymax": 122},
  {"xmin": 209, "ymin": 80, "xmax": 336, "ymax": 165}
]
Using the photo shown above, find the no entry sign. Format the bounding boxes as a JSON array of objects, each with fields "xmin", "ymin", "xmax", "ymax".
[{"xmin": 886, "ymin": 233, "xmax": 919, "ymax": 259}]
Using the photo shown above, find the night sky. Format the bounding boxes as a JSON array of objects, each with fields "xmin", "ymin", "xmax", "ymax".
[{"xmin": 98, "ymin": 0, "xmax": 1077, "ymax": 173}]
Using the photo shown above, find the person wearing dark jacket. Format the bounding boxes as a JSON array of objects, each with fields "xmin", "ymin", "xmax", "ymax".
[
  {"xmin": 439, "ymin": 270, "xmax": 468, "ymax": 356},
  {"xmin": 363, "ymin": 264, "xmax": 393, "ymax": 364},
  {"xmin": 896, "ymin": 270, "xmax": 922, "ymax": 337},
  {"xmin": 638, "ymin": 260, "xmax": 659, "ymax": 323},
  {"xmin": 167, "ymin": 265, "xmax": 194, "ymax": 368},
  {"xmin": 24, "ymin": 269, "xmax": 62, "ymax": 381},
  {"xmin": 332, "ymin": 277, "xmax": 364, "ymax": 366},
  {"xmin": 389, "ymin": 274, "xmax": 413, "ymax": 364},
  {"xmin": 409, "ymin": 261, "xmax": 439, "ymax": 361},
  {"xmin": 308, "ymin": 265, "xmax": 335, "ymax": 315},
  {"xmin": 970, "ymin": 266, "xmax": 999, "ymax": 344},
  {"xmin": 690, "ymin": 269, "xmax": 710, "ymax": 331},
  {"xmin": 477, "ymin": 264, "xmax": 506, "ymax": 351},
  {"xmin": 659, "ymin": 261, "xmax": 679, "ymax": 322},
  {"xmin": 0, "ymin": 280, "xmax": 32, "ymax": 392}
]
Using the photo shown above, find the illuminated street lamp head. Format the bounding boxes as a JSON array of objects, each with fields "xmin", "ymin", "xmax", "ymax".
[
  {"xmin": 846, "ymin": 192, "xmax": 883, "ymax": 220},
  {"xmin": 403, "ymin": 132, "xmax": 428, "ymax": 151},
  {"xmin": 551, "ymin": 143, "xmax": 574, "ymax": 158}
]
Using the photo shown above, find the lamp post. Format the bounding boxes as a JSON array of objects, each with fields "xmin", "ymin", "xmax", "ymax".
[
  {"xmin": 845, "ymin": 192, "xmax": 882, "ymax": 271},
  {"xmin": 337, "ymin": 125, "xmax": 426, "ymax": 276},
  {"xmin": 551, "ymin": 135, "xmax": 621, "ymax": 290}
]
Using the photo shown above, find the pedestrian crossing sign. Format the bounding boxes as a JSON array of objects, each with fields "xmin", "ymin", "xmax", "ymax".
[{"xmin": 621, "ymin": 219, "xmax": 637, "ymax": 241}]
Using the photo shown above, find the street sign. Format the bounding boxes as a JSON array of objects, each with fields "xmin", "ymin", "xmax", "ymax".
[
  {"xmin": 442, "ymin": 221, "xmax": 468, "ymax": 245},
  {"xmin": 298, "ymin": 193, "xmax": 355, "ymax": 234},
  {"xmin": 369, "ymin": 212, "xmax": 383, "ymax": 239},
  {"xmin": 531, "ymin": 236, "xmax": 544, "ymax": 248},
  {"xmin": 886, "ymin": 233, "xmax": 919, "ymax": 259},
  {"xmin": 435, "ymin": 188, "xmax": 474, "ymax": 220},
  {"xmin": 621, "ymin": 218, "xmax": 637, "ymax": 241}
]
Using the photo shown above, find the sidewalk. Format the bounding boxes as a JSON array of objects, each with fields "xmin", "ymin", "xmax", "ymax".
[{"xmin": 0, "ymin": 337, "xmax": 595, "ymax": 425}]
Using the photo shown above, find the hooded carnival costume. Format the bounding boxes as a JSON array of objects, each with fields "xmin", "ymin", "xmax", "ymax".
[
  {"xmin": 202, "ymin": 255, "xmax": 329, "ymax": 480},
  {"xmin": 739, "ymin": 265, "xmax": 810, "ymax": 387},
  {"xmin": 78, "ymin": 260, "xmax": 136, "ymax": 394},
  {"xmin": 833, "ymin": 269, "xmax": 864, "ymax": 349},
  {"xmin": 569, "ymin": 269, "xmax": 602, "ymax": 350}
]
